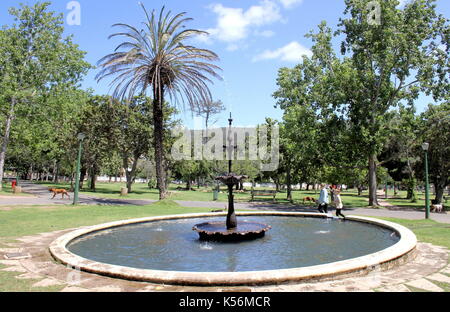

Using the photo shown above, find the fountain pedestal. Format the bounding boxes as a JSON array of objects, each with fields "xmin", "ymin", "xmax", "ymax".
[
  {"xmin": 193, "ymin": 221, "xmax": 272, "ymax": 242},
  {"xmin": 193, "ymin": 173, "xmax": 271, "ymax": 241}
]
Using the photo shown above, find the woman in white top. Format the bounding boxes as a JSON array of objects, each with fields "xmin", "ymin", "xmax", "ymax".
[
  {"xmin": 332, "ymin": 188, "xmax": 345, "ymax": 218},
  {"xmin": 317, "ymin": 184, "xmax": 329, "ymax": 213}
]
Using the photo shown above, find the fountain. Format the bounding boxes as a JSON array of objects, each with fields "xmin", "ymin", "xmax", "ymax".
[{"xmin": 192, "ymin": 113, "xmax": 271, "ymax": 241}]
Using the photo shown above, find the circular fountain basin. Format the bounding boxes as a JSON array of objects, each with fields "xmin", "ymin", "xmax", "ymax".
[
  {"xmin": 193, "ymin": 221, "xmax": 271, "ymax": 241},
  {"xmin": 49, "ymin": 212, "xmax": 417, "ymax": 286}
]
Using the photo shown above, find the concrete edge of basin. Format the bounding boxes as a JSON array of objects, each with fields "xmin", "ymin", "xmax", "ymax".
[{"xmin": 48, "ymin": 212, "xmax": 417, "ymax": 286}]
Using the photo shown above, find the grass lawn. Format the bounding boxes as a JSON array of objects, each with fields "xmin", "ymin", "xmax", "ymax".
[
  {"xmin": 376, "ymin": 217, "xmax": 450, "ymax": 249},
  {"xmin": 0, "ymin": 201, "xmax": 449, "ymax": 292}
]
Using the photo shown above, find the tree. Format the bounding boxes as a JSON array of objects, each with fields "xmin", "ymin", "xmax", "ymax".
[
  {"xmin": 77, "ymin": 96, "xmax": 122, "ymax": 191},
  {"xmin": 336, "ymin": 0, "xmax": 449, "ymax": 205},
  {"xmin": 274, "ymin": 51, "xmax": 355, "ymax": 197},
  {"xmin": 196, "ymin": 100, "xmax": 225, "ymax": 130},
  {"xmin": 0, "ymin": 2, "xmax": 91, "ymax": 190},
  {"xmin": 96, "ymin": 4, "xmax": 222, "ymax": 200},
  {"xmin": 420, "ymin": 102, "xmax": 450, "ymax": 205},
  {"xmin": 381, "ymin": 105, "xmax": 421, "ymax": 201},
  {"xmin": 275, "ymin": 0, "xmax": 448, "ymax": 207},
  {"xmin": 5, "ymin": 87, "xmax": 90, "ymax": 183},
  {"xmin": 116, "ymin": 96, "xmax": 153, "ymax": 193}
]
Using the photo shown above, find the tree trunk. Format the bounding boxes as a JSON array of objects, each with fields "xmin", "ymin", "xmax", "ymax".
[
  {"xmin": 29, "ymin": 164, "xmax": 34, "ymax": 181},
  {"xmin": 434, "ymin": 179, "xmax": 446, "ymax": 205},
  {"xmin": 164, "ymin": 165, "xmax": 170, "ymax": 190},
  {"xmin": 124, "ymin": 156, "xmax": 139, "ymax": 193},
  {"xmin": 405, "ymin": 178, "xmax": 417, "ymax": 202},
  {"xmin": 52, "ymin": 161, "xmax": 59, "ymax": 183},
  {"xmin": 368, "ymin": 154, "xmax": 379, "ymax": 206},
  {"xmin": 89, "ymin": 168, "xmax": 96, "ymax": 191},
  {"xmin": 79, "ymin": 167, "xmax": 87, "ymax": 190},
  {"xmin": 275, "ymin": 180, "xmax": 280, "ymax": 192},
  {"xmin": 357, "ymin": 185, "xmax": 363, "ymax": 196},
  {"xmin": 70, "ymin": 173, "xmax": 74, "ymax": 192},
  {"xmin": 286, "ymin": 162, "xmax": 292, "ymax": 202},
  {"xmin": 153, "ymin": 90, "xmax": 167, "ymax": 200},
  {"xmin": 0, "ymin": 97, "xmax": 16, "ymax": 192},
  {"xmin": 126, "ymin": 175, "xmax": 133, "ymax": 193},
  {"xmin": 186, "ymin": 179, "xmax": 191, "ymax": 190}
]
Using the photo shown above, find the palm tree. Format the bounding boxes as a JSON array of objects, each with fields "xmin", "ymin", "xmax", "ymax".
[{"xmin": 96, "ymin": 4, "xmax": 222, "ymax": 199}]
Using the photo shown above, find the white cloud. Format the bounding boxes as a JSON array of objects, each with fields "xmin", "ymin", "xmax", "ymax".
[
  {"xmin": 279, "ymin": 0, "xmax": 304, "ymax": 9},
  {"xmin": 252, "ymin": 41, "xmax": 312, "ymax": 62},
  {"xmin": 205, "ymin": 1, "xmax": 282, "ymax": 43}
]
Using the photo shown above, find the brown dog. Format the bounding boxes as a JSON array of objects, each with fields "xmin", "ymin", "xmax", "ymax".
[
  {"xmin": 303, "ymin": 196, "xmax": 315, "ymax": 204},
  {"xmin": 49, "ymin": 188, "xmax": 71, "ymax": 199}
]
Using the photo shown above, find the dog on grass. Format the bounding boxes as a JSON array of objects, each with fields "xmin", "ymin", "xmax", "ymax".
[
  {"xmin": 303, "ymin": 196, "xmax": 316, "ymax": 204},
  {"xmin": 48, "ymin": 188, "xmax": 71, "ymax": 199}
]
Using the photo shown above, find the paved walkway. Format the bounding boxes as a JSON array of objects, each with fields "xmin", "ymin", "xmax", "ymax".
[{"xmin": 1, "ymin": 182, "xmax": 449, "ymax": 223}]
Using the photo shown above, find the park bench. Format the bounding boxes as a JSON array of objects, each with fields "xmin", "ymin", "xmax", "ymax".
[{"xmin": 251, "ymin": 189, "xmax": 277, "ymax": 202}]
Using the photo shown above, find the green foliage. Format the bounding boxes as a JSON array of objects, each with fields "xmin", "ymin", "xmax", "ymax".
[
  {"xmin": 116, "ymin": 96, "xmax": 154, "ymax": 192},
  {"xmin": 148, "ymin": 178, "xmax": 157, "ymax": 189},
  {"xmin": 0, "ymin": 2, "xmax": 91, "ymax": 188},
  {"xmin": 96, "ymin": 4, "xmax": 221, "ymax": 199},
  {"xmin": 419, "ymin": 102, "xmax": 450, "ymax": 204},
  {"xmin": 0, "ymin": 2, "xmax": 90, "ymax": 97},
  {"xmin": 77, "ymin": 95, "xmax": 122, "ymax": 188},
  {"xmin": 274, "ymin": 0, "xmax": 449, "ymax": 206}
]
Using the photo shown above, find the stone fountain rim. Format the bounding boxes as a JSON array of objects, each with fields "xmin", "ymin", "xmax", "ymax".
[{"xmin": 48, "ymin": 212, "xmax": 417, "ymax": 286}]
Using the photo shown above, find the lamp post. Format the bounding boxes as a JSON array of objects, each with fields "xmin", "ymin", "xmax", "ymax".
[
  {"xmin": 422, "ymin": 142, "xmax": 430, "ymax": 219},
  {"xmin": 73, "ymin": 133, "xmax": 86, "ymax": 205}
]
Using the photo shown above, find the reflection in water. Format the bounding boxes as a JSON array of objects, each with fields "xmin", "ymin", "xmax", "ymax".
[{"xmin": 68, "ymin": 216, "xmax": 400, "ymax": 273}]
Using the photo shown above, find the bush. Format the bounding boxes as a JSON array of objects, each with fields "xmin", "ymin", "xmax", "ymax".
[{"xmin": 148, "ymin": 178, "xmax": 157, "ymax": 189}]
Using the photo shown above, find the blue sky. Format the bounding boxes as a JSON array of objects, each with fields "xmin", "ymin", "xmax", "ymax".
[{"xmin": 1, "ymin": 0, "xmax": 448, "ymax": 128}]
